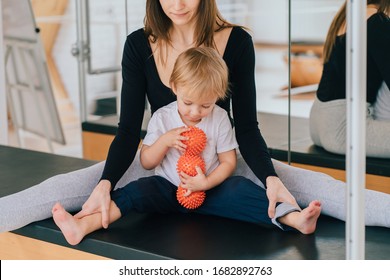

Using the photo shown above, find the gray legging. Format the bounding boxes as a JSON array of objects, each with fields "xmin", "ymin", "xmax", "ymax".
[
  {"xmin": 309, "ymin": 86, "xmax": 390, "ymax": 157},
  {"xmin": 1, "ymin": 151, "xmax": 390, "ymax": 232},
  {"xmin": 373, "ymin": 82, "xmax": 390, "ymax": 121}
]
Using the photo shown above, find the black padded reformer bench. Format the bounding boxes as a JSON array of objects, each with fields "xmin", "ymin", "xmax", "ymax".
[{"xmin": 1, "ymin": 144, "xmax": 390, "ymax": 260}]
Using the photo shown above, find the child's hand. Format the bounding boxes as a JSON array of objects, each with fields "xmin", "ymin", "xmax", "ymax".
[
  {"xmin": 162, "ymin": 126, "xmax": 189, "ymax": 153},
  {"xmin": 179, "ymin": 166, "xmax": 209, "ymax": 195}
]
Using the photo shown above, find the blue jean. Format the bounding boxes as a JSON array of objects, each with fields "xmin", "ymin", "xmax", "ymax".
[{"xmin": 111, "ymin": 175, "xmax": 293, "ymax": 230}]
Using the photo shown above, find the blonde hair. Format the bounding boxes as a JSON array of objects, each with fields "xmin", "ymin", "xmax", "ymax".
[
  {"xmin": 170, "ymin": 47, "xmax": 229, "ymax": 101},
  {"xmin": 323, "ymin": 0, "xmax": 390, "ymax": 63}
]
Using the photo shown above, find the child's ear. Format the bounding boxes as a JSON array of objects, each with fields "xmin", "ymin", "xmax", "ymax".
[{"xmin": 171, "ymin": 84, "xmax": 177, "ymax": 96}]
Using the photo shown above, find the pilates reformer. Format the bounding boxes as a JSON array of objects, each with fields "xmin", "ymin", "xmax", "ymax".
[{"xmin": 1, "ymin": 145, "xmax": 389, "ymax": 260}]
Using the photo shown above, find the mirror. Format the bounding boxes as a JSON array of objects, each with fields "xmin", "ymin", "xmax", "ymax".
[{"xmin": 290, "ymin": 0, "xmax": 344, "ymax": 160}]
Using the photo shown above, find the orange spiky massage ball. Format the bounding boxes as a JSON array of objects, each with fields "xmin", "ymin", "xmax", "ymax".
[
  {"xmin": 181, "ymin": 126, "xmax": 207, "ymax": 156},
  {"xmin": 176, "ymin": 127, "xmax": 207, "ymax": 209},
  {"xmin": 176, "ymin": 153, "xmax": 206, "ymax": 210},
  {"xmin": 176, "ymin": 154, "xmax": 206, "ymax": 176},
  {"xmin": 176, "ymin": 186, "xmax": 206, "ymax": 210}
]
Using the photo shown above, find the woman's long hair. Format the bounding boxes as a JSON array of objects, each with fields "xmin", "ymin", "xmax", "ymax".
[
  {"xmin": 323, "ymin": 0, "xmax": 390, "ymax": 63},
  {"xmin": 143, "ymin": 0, "xmax": 236, "ymax": 65}
]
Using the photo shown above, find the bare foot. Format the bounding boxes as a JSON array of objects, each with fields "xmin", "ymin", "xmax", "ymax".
[
  {"xmin": 296, "ymin": 200, "xmax": 322, "ymax": 234},
  {"xmin": 52, "ymin": 202, "xmax": 84, "ymax": 245}
]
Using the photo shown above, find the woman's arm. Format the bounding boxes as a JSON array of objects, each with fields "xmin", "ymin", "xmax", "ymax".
[
  {"xmin": 227, "ymin": 28, "xmax": 300, "ymax": 217},
  {"xmin": 75, "ymin": 30, "xmax": 148, "ymax": 227},
  {"xmin": 100, "ymin": 30, "xmax": 148, "ymax": 190},
  {"xmin": 228, "ymin": 29, "xmax": 277, "ymax": 186}
]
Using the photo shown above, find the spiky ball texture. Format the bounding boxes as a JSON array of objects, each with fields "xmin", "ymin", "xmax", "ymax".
[
  {"xmin": 176, "ymin": 186, "xmax": 206, "ymax": 209},
  {"xmin": 181, "ymin": 126, "xmax": 207, "ymax": 156},
  {"xmin": 176, "ymin": 154, "xmax": 206, "ymax": 176}
]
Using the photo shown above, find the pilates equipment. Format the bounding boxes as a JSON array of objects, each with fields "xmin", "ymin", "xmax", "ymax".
[
  {"xmin": 1, "ymin": 145, "xmax": 390, "ymax": 260},
  {"xmin": 181, "ymin": 126, "xmax": 207, "ymax": 156},
  {"xmin": 2, "ymin": 0, "xmax": 65, "ymax": 152},
  {"xmin": 176, "ymin": 186, "xmax": 206, "ymax": 210},
  {"xmin": 177, "ymin": 154, "xmax": 206, "ymax": 177}
]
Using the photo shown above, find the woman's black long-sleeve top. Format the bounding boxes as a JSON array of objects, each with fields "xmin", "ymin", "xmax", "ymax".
[{"xmin": 317, "ymin": 13, "xmax": 390, "ymax": 103}]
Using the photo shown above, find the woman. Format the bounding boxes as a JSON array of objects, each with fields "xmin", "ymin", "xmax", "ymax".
[
  {"xmin": 1, "ymin": 0, "xmax": 389, "ymax": 233},
  {"xmin": 310, "ymin": 0, "xmax": 390, "ymax": 157}
]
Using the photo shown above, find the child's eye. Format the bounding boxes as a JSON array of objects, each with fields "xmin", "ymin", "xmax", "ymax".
[
  {"xmin": 184, "ymin": 102, "xmax": 192, "ymax": 105},
  {"xmin": 202, "ymin": 105, "xmax": 211, "ymax": 109}
]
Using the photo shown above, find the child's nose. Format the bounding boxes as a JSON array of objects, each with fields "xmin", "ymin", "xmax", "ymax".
[{"xmin": 191, "ymin": 107, "xmax": 201, "ymax": 116}]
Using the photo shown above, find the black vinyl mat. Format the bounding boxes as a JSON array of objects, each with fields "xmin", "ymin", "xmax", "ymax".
[{"xmin": 2, "ymin": 145, "xmax": 390, "ymax": 260}]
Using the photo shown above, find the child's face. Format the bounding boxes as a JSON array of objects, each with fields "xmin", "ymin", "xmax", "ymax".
[{"xmin": 174, "ymin": 85, "xmax": 217, "ymax": 126}]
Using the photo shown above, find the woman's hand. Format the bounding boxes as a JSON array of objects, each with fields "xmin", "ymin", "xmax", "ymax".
[
  {"xmin": 265, "ymin": 176, "xmax": 300, "ymax": 218},
  {"xmin": 74, "ymin": 179, "xmax": 112, "ymax": 228}
]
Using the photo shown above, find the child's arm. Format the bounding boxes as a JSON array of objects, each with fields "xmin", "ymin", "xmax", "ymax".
[
  {"xmin": 140, "ymin": 126, "xmax": 189, "ymax": 169},
  {"xmin": 179, "ymin": 149, "xmax": 236, "ymax": 192}
]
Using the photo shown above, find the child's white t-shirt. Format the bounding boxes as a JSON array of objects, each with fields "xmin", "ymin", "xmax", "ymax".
[{"xmin": 142, "ymin": 101, "xmax": 238, "ymax": 186}]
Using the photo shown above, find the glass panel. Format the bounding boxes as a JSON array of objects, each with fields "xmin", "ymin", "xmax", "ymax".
[
  {"xmin": 221, "ymin": 0, "xmax": 290, "ymax": 156},
  {"xmin": 290, "ymin": 0, "xmax": 344, "ymax": 159}
]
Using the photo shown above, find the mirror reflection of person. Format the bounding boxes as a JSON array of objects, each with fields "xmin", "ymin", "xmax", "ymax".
[
  {"xmin": 310, "ymin": 0, "xmax": 390, "ymax": 157},
  {"xmin": 1, "ymin": 0, "xmax": 390, "ymax": 235}
]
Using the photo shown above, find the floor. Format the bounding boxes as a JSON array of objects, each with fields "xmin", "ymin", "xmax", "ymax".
[{"xmin": 7, "ymin": 47, "xmax": 316, "ymax": 159}]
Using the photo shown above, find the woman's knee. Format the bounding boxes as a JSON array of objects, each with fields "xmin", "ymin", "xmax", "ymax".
[
  {"xmin": 232, "ymin": 157, "xmax": 263, "ymax": 186},
  {"xmin": 115, "ymin": 151, "xmax": 154, "ymax": 189}
]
